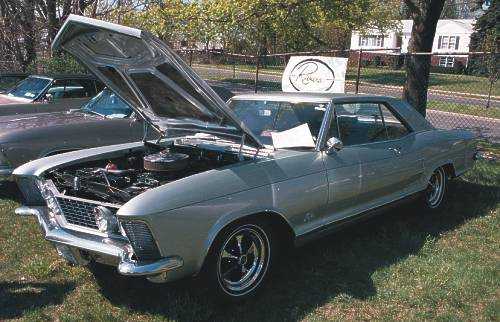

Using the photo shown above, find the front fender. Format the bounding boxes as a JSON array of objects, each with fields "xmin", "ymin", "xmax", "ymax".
[{"xmin": 127, "ymin": 183, "xmax": 293, "ymax": 280}]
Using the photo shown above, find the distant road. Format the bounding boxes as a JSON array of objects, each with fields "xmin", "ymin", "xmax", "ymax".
[{"xmin": 196, "ymin": 65, "xmax": 500, "ymax": 108}]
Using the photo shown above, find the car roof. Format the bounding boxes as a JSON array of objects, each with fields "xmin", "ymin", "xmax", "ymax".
[
  {"xmin": 29, "ymin": 74, "xmax": 97, "ymax": 80},
  {"xmin": 231, "ymin": 91, "xmax": 391, "ymax": 102}
]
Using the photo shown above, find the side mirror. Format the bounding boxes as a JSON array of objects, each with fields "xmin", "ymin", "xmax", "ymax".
[
  {"xmin": 325, "ymin": 137, "xmax": 343, "ymax": 153},
  {"xmin": 44, "ymin": 93, "xmax": 54, "ymax": 103}
]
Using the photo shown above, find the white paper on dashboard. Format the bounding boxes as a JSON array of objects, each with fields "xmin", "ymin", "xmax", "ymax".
[{"xmin": 271, "ymin": 123, "xmax": 315, "ymax": 149}]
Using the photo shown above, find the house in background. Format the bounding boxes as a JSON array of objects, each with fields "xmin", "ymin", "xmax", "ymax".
[{"xmin": 349, "ymin": 19, "xmax": 475, "ymax": 68}]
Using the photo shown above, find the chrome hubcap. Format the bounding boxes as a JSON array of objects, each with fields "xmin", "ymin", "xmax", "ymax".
[
  {"xmin": 427, "ymin": 169, "xmax": 444, "ymax": 208},
  {"xmin": 217, "ymin": 225, "xmax": 269, "ymax": 296}
]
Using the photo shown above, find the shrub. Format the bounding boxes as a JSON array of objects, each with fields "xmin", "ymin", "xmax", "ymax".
[{"xmin": 27, "ymin": 54, "xmax": 87, "ymax": 75}]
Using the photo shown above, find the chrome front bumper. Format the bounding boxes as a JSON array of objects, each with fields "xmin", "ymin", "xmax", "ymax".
[{"xmin": 15, "ymin": 206, "xmax": 183, "ymax": 282}]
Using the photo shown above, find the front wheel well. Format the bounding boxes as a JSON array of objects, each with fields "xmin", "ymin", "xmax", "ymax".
[
  {"xmin": 201, "ymin": 212, "xmax": 295, "ymax": 272},
  {"xmin": 441, "ymin": 163, "xmax": 456, "ymax": 178}
]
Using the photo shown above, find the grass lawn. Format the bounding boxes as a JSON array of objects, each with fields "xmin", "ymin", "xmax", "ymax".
[
  {"xmin": 0, "ymin": 160, "xmax": 498, "ymax": 321},
  {"xmin": 427, "ymin": 101, "xmax": 500, "ymax": 119},
  {"xmin": 196, "ymin": 63, "xmax": 499, "ymax": 97}
]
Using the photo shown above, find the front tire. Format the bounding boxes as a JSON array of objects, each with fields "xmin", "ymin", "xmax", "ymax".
[
  {"xmin": 422, "ymin": 167, "xmax": 447, "ymax": 210},
  {"xmin": 204, "ymin": 219, "xmax": 274, "ymax": 301}
]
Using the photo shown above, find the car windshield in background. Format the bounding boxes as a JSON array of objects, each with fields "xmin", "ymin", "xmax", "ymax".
[
  {"xmin": 7, "ymin": 77, "xmax": 51, "ymax": 99},
  {"xmin": 81, "ymin": 88, "xmax": 132, "ymax": 118},
  {"xmin": 229, "ymin": 99, "xmax": 327, "ymax": 146}
]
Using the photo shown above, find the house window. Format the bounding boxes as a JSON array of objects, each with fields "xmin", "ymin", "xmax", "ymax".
[
  {"xmin": 438, "ymin": 36, "xmax": 460, "ymax": 50},
  {"xmin": 358, "ymin": 35, "xmax": 384, "ymax": 47},
  {"xmin": 439, "ymin": 56, "xmax": 455, "ymax": 68}
]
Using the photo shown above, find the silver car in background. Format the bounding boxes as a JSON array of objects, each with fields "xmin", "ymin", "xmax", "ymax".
[{"xmin": 14, "ymin": 15, "xmax": 477, "ymax": 301}]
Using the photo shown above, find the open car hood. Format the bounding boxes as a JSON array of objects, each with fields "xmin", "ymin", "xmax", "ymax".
[{"xmin": 52, "ymin": 15, "xmax": 263, "ymax": 148}]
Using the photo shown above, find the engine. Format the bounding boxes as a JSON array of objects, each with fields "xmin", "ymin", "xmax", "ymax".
[{"xmin": 47, "ymin": 144, "xmax": 243, "ymax": 204}]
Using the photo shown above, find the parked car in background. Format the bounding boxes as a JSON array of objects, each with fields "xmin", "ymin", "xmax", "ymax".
[
  {"xmin": 0, "ymin": 74, "xmax": 103, "ymax": 116},
  {"xmin": 14, "ymin": 16, "xmax": 478, "ymax": 301},
  {"xmin": 0, "ymin": 72, "xmax": 28, "ymax": 93},
  {"xmin": 0, "ymin": 85, "xmax": 233, "ymax": 181}
]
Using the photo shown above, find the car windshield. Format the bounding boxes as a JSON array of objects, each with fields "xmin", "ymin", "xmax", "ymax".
[
  {"xmin": 81, "ymin": 88, "xmax": 132, "ymax": 118},
  {"xmin": 229, "ymin": 99, "xmax": 328, "ymax": 147},
  {"xmin": 7, "ymin": 77, "xmax": 51, "ymax": 99}
]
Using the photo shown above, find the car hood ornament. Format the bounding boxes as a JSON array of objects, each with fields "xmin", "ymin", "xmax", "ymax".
[{"xmin": 52, "ymin": 15, "xmax": 263, "ymax": 149}]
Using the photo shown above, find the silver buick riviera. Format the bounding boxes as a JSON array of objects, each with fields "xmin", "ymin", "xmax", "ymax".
[{"xmin": 14, "ymin": 15, "xmax": 477, "ymax": 301}]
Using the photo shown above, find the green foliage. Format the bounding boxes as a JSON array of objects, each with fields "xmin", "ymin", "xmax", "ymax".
[
  {"xmin": 119, "ymin": 0, "xmax": 401, "ymax": 54},
  {"xmin": 27, "ymin": 54, "xmax": 87, "ymax": 75},
  {"xmin": 468, "ymin": 0, "xmax": 498, "ymax": 76}
]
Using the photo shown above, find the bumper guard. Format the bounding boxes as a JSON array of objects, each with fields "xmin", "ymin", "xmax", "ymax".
[{"xmin": 15, "ymin": 206, "xmax": 183, "ymax": 281}]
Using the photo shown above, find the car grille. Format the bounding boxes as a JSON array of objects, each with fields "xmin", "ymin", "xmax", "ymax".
[
  {"xmin": 121, "ymin": 220, "xmax": 161, "ymax": 261},
  {"xmin": 56, "ymin": 197, "xmax": 108, "ymax": 230}
]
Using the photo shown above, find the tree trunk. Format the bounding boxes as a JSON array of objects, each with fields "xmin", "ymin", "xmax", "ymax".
[
  {"xmin": 403, "ymin": 0, "xmax": 446, "ymax": 116},
  {"xmin": 46, "ymin": 0, "xmax": 58, "ymax": 44},
  {"xmin": 20, "ymin": 0, "xmax": 36, "ymax": 71}
]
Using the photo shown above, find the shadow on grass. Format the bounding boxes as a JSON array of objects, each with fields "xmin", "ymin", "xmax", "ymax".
[
  {"xmin": 0, "ymin": 281, "xmax": 75, "ymax": 319},
  {"xmin": 0, "ymin": 181, "xmax": 22, "ymax": 202},
  {"xmin": 87, "ymin": 176, "xmax": 498, "ymax": 322}
]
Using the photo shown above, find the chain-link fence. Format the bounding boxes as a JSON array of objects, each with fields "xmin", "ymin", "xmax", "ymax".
[
  {"xmin": 2, "ymin": 48, "xmax": 498, "ymax": 175},
  {"xmin": 177, "ymin": 48, "xmax": 499, "ymax": 174}
]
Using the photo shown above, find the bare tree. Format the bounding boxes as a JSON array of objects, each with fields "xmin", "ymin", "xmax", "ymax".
[{"xmin": 403, "ymin": 0, "xmax": 446, "ymax": 116}]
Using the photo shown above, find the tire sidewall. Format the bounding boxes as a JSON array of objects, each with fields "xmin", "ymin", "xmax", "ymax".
[
  {"xmin": 203, "ymin": 218, "xmax": 274, "ymax": 302},
  {"xmin": 423, "ymin": 167, "xmax": 448, "ymax": 211}
]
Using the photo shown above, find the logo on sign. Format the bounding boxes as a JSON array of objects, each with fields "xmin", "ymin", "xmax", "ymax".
[{"xmin": 289, "ymin": 59, "xmax": 335, "ymax": 92}]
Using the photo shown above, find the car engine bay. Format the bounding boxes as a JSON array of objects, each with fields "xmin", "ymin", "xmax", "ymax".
[{"xmin": 47, "ymin": 142, "xmax": 248, "ymax": 204}]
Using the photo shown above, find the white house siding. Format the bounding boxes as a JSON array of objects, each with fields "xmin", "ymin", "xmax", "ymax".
[{"xmin": 349, "ymin": 19, "xmax": 475, "ymax": 67}]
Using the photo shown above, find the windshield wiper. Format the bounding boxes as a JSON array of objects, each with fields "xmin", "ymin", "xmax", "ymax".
[{"xmin": 79, "ymin": 109, "xmax": 103, "ymax": 117}]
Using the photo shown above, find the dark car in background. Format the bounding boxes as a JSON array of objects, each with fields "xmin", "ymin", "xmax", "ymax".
[
  {"xmin": 0, "ymin": 85, "xmax": 233, "ymax": 180},
  {"xmin": 0, "ymin": 74, "xmax": 103, "ymax": 116},
  {"xmin": 0, "ymin": 73, "xmax": 28, "ymax": 93}
]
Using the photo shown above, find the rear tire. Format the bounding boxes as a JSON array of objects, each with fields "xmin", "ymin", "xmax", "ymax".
[
  {"xmin": 204, "ymin": 218, "xmax": 274, "ymax": 302},
  {"xmin": 422, "ymin": 167, "xmax": 447, "ymax": 211}
]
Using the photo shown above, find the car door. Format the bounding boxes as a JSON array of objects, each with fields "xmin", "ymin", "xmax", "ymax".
[
  {"xmin": 335, "ymin": 101, "xmax": 421, "ymax": 211},
  {"xmin": 377, "ymin": 103, "xmax": 425, "ymax": 196},
  {"xmin": 321, "ymin": 103, "xmax": 363, "ymax": 223}
]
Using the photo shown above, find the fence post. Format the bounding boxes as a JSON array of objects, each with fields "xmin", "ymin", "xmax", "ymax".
[
  {"xmin": 355, "ymin": 49, "xmax": 362, "ymax": 94},
  {"xmin": 254, "ymin": 55, "xmax": 260, "ymax": 93},
  {"xmin": 232, "ymin": 55, "xmax": 236, "ymax": 79}
]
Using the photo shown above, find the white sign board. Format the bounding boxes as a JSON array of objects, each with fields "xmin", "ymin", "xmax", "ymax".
[{"xmin": 282, "ymin": 56, "xmax": 348, "ymax": 93}]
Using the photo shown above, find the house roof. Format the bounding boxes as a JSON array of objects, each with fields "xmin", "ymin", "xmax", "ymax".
[{"xmin": 399, "ymin": 19, "xmax": 475, "ymax": 34}]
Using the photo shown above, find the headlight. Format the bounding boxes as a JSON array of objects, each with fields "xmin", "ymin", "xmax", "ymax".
[
  {"xmin": 36, "ymin": 180, "xmax": 62, "ymax": 217},
  {"xmin": 94, "ymin": 206, "xmax": 119, "ymax": 234}
]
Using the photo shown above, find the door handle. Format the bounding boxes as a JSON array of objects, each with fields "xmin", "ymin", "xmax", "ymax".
[{"xmin": 388, "ymin": 147, "xmax": 402, "ymax": 155}]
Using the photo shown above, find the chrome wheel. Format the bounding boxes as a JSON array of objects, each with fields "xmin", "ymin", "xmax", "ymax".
[
  {"xmin": 216, "ymin": 224, "xmax": 270, "ymax": 296},
  {"xmin": 426, "ymin": 168, "xmax": 445, "ymax": 208}
]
